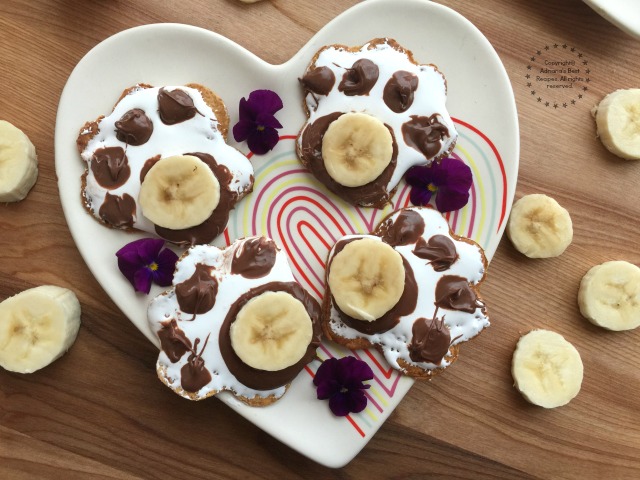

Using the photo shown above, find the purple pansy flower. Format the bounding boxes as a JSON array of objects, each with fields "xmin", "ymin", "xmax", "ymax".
[
  {"xmin": 232, "ymin": 89, "xmax": 283, "ymax": 155},
  {"xmin": 116, "ymin": 238, "xmax": 179, "ymax": 294},
  {"xmin": 313, "ymin": 356, "xmax": 374, "ymax": 416},
  {"xmin": 405, "ymin": 157, "xmax": 473, "ymax": 212}
]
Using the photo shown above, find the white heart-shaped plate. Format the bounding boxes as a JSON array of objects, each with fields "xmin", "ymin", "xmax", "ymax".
[{"xmin": 55, "ymin": 0, "xmax": 519, "ymax": 468}]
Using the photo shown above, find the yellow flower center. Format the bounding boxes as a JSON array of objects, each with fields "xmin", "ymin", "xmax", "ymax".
[
  {"xmin": 149, "ymin": 262, "xmax": 159, "ymax": 271},
  {"xmin": 257, "ymin": 125, "xmax": 265, "ymax": 132},
  {"xmin": 427, "ymin": 183, "xmax": 438, "ymax": 192}
]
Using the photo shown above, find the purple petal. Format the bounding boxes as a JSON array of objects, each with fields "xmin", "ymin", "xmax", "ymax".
[
  {"xmin": 255, "ymin": 112, "xmax": 283, "ymax": 130},
  {"xmin": 238, "ymin": 97, "xmax": 256, "ymax": 121},
  {"xmin": 247, "ymin": 127, "xmax": 280, "ymax": 155},
  {"xmin": 248, "ymin": 89, "xmax": 283, "ymax": 115},
  {"xmin": 409, "ymin": 186, "xmax": 432, "ymax": 206},
  {"xmin": 328, "ymin": 392, "xmax": 351, "ymax": 416},
  {"xmin": 117, "ymin": 238, "xmax": 164, "ymax": 265},
  {"xmin": 314, "ymin": 357, "xmax": 340, "ymax": 388},
  {"xmin": 152, "ymin": 247, "xmax": 179, "ymax": 286},
  {"xmin": 435, "ymin": 187, "xmax": 470, "ymax": 212},
  {"xmin": 439, "ymin": 157, "xmax": 473, "ymax": 191},
  {"xmin": 116, "ymin": 255, "xmax": 138, "ymax": 285},
  {"xmin": 345, "ymin": 389, "xmax": 369, "ymax": 414},
  {"xmin": 337, "ymin": 356, "xmax": 373, "ymax": 385},
  {"xmin": 233, "ymin": 119, "xmax": 254, "ymax": 142},
  {"xmin": 405, "ymin": 165, "xmax": 432, "ymax": 187},
  {"xmin": 133, "ymin": 267, "xmax": 153, "ymax": 294},
  {"xmin": 315, "ymin": 379, "xmax": 340, "ymax": 400}
]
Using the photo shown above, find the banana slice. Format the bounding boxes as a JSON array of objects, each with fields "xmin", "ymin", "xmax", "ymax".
[
  {"xmin": 0, "ymin": 120, "xmax": 38, "ymax": 202},
  {"xmin": 592, "ymin": 88, "xmax": 640, "ymax": 160},
  {"xmin": 328, "ymin": 238, "xmax": 405, "ymax": 321},
  {"xmin": 0, "ymin": 285, "xmax": 81, "ymax": 374},
  {"xmin": 578, "ymin": 260, "xmax": 640, "ymax": 331},
  {"xmin": 230, "ymin": 291, "xmax": 313, "ymax": 371},
  {"xmin": 321, "ymin": 112, "xmax": 393, "ymax": 187},
  {"xmin": 511, "ymin": 329, "xmax": 583, "ymax": 409},
  {"xmin": 139, "ymin": 154, "xmax": 220, "ymax": 230},
  {"xmin": 506, "ymin": 194, "xmax": 573, "ymax": 258}
]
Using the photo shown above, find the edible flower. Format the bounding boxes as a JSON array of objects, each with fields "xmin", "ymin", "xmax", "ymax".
[
  {"xmin": 232, "ymin": 89, "xmax": 283, "ymax": 155},
  {"xmin": 116, "ymin": 238, "xmax": 179, "ymax": 294},
  {"xmin": 405, "ymin": 157, "xmax": 473, "ymax": 212},
  {"xmin": 313, "ymin": 356, "xmax": 374, "ymax": 416}
]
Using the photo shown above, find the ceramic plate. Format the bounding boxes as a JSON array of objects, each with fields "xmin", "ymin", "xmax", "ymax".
[
  {"xmin": 55, "ymin": 0, "xmax": 519, "ymax": 468},
  {"xmin": 583, "ymin": 0, "xmax": 640, "ymax": 39}
]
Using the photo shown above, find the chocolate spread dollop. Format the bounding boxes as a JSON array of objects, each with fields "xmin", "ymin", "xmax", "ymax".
[
  {"xmin": 434, "ymin": 275, "xmax": 481, "ymax": 313},
  {"xmin": 219, "ymin": 282, "xmax": 321, "ymax": 391},
  {"xmin": 413, "ymin": 235, "xmax": 458, "ymax": 272},
  {"xmin": 408, "ymin": 317, "xmax": 451, "ymax": 364},
  {"xmin": 154, "ymin": 152, "xmax": 239, "ymax": 245},
  {"xmin": 157, "ymin": 88, "xmax": 199, "ymax": 125},
  {"xmin": 402, "ymin": 114, "xmax": 449, "ymax": 159},
  {"xmin": 176, "ymin": 263, "xmax": 218, "ymax": 315},
  {"xmin": 377, "ymin": 209, "xmax": 425, "ymax": 246},
  {"xmin": 115, "ymin": 108, "xmax": 153, "ymax": 146},
  {"xmin": 99, "ymin": 192, "xmax": 136, "ymax": 228},
  {"xmin": 298, "ymin": 112, "xmax": 397, "ymax": 207},
  {"xmin": 158, "ymin": 319, "xmax": 192, "ymax": 363},
  {"xmin": 90, "ymin": 146, "xmax": 130, "ymax": 189},
  {"xmin": 180, "ymin": 336, "xmax": 212, "ymax": 392},
  {"xmin": 300, "ymin": 66, "xmax": 335, "ymax": 96},
  {"xmin": 231, "ymin": 237, "xmax": 277, "ymax": 278},
  {"xmin": 331, "ymin": 239, "xmax": 418, "ymax": 334},
  {"xmin": 383, "ymin": 70, "xmax": 419, "ymax": 113},
  {"xmin": 338, "ymin": 59, "xmax": 379, "ymax": 96}
]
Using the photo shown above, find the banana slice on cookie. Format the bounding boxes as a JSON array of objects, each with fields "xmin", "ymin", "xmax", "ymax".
[
  {"xmin": 592, "ymin": 88, "xmax": 640, "ymax": 160},
  {"xmin": 230, "ymin": 291, "xmax": 313, "ymax": 371},
  {"xmin": 322, "ymin": 112, "xmax": 393, "ymax": 187},
  {"xmin": 506, "ymin": 194, "xmax": 573, "ymax": 258},
  {"xmin": 511, "ymin": 329, "xmax": 583, "ymax": 408},
  {"xmin": 0, "ymin": 285, "xmax": 81, "ymax": 373},
  {"xmin": 578, "ymin": 260, "xmax": 640, "ymax": 331},
  {"xmin": 327, "ymin": 238, "xmax": 405, "ymax": 321},
  {"xmin": 139, "ymin": 155, "xmax": 220, "ymax": 230},
  {"xmin": 0, "ymin": 120, "xmax": 38, "ymax": 202}
]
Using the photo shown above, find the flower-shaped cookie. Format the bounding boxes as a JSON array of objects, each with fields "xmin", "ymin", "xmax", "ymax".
[
  {"xmin": 322, "ymin": 206, "xmax": 489, "ymax": 378},
  {"xmin": 77, "ymin": 84, "xmax": 254, "ymax": 245},
  {"xmin": 148, "ymin": 236, "xmax": 322, "ymax": 405},
  {"xmin": 296, "ymin": 38, "xmax": 458, "ymax": 208}
]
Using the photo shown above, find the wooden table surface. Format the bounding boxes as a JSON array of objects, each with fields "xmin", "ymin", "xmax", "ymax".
[{"xmin": 1, "ymin": 0, "xmax": 639, "ymax": 478}]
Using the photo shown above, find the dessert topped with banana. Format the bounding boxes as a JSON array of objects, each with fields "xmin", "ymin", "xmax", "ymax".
[
  {"xmin": 76, "ymin": 84, "xmax": 254, "ymax": 246},
  {"xmin": 297, "ymin": 38, "xmax": 457, "ymax": 208},
  {"xmin": 147, "ymin": 236, "xmax": 322, "ymax": 405},
  {"xmin": 322, "ymin": 206, "xmax": 489, "ymax": 378}
]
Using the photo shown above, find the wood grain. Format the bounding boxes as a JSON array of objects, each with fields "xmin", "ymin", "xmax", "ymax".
[{"xmin": 1, "ymin": 0, "xmax": 639, "ymax": 478}]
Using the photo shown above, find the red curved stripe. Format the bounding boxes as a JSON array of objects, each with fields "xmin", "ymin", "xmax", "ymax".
[{"xmin": 452, "ymin": 117, "xmax": 508, "ymax": 231}]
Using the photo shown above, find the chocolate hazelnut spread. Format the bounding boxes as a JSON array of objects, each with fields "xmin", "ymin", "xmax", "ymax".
[
  {"xmin": 139, "ymin": 155, "xmax": 161, "ymax": 183},
  {"xmin": 413, "ymin": 235, "xmax": 458, "ymax": 272},
  {"xmin": 115, "ymin": 108, "xmax": 153, "ymax": 146},
  {"xmin": 383, "ymin": 70, "xmax": 419, "ymax": 113},
  {"xmin": 180, "ymin": 336, "xmax": 212, "ymax": 392},
  {"xmin": 298, "ymin": 112, "xmax": 398, "ymax": 207},
  {"xmin": 157, "ymin": 88, "xmax": 200, "ymax": 125},
  {"xmin": 158, "ymin": 319, "xmax": 192, "ymax": 363},
  {"xmin": 176, "ymin": 263, "xmax": 218, "ymax": 315},
  {"xmin": 231, "ymin": 237, "xmax": 277, "ymax": 278},
  {"xmin": 300, "ymin": 66, "xmax": 335, "ymax": 96},
  {"xmin": 219, "ymin": 282, "xmax": 321, "ymax": 391},
  {"xmin": 402, "ymin": 114, "xmax": 449, "ymax": 159},
  {"xmin": 99, "ymin": 192, "xmax": 135, "ymax": 228},
  {"xmin": 435, "ymin": 275, "xmax": 481, "ymax": 313},
  {"xmin": 408, "ymin": 316, "xmax": 451, "ymax": 364},
  {"xmin": 154, "ymin": 152, "xmax": 241, "ymax": 245},
  {"xmin": 90, "ymin": 146, "xmax": 130, "ymax": 189},
  {"xmin": 330, "ymin": 239, "xmax": 418, "ymax": 334},
  {"xmin": 377, "ymin": 209, "xmax": 425, "ymax": 246},
  {"xmin": 338, "ymin": 59, "xmax": 379, "ymax": 96}
]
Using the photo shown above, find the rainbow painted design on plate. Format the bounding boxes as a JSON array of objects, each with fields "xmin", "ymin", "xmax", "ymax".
[{"xmin": 221, "ymin": 119, "xmax": 507, "ymax": 437}]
